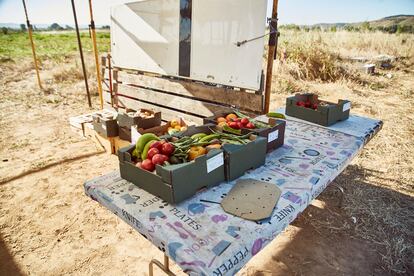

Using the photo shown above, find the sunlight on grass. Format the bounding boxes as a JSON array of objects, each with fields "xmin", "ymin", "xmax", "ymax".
[{"xmin": 0, "ymin": 31, "xmax": 110, "ymax": 61}]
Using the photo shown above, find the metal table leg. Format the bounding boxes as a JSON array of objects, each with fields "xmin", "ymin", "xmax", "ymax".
[{"xmin": 149, "ymin": 254, "xmax": 177, "ymax": 276}]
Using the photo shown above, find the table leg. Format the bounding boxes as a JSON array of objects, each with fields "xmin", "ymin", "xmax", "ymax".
[{"xmin": 149, "ymin": 254, "xmax": 177, "ymax": 276}]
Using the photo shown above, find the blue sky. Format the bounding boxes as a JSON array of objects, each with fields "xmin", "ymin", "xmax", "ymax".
[{"xmin": 0, "ymin": 0, "xmax": 413, "ymax": 26}]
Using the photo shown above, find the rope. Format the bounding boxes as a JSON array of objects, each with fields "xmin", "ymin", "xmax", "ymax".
[{"xmin": 235, "ymin": 18, "xmax": 278, "ymax": 47}]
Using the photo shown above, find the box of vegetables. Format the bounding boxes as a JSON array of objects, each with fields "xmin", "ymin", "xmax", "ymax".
[
  {"xmin": 117, "ymin": 108, "xmax": 161, "ymax": 141},
  {"xmin": 203, "ymin": 110, "xmax": 285, "ymax": 153},
  {"xmin": 118, "ymin": 132, "xmax": 225, "ymax": 204},
  {"xmin": 286, "ymin": 93, "xmax": 350, "ymax": 126},
  {"xmin": 180, "ymin": 124, "xmax": 267, "ymax": 181}
]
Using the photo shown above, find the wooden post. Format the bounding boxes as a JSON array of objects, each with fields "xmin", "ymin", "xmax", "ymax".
[
  {"xmin": 71, "ymin": 0, "xmax": 92, "ymax": 107},
  {"xmin": 22, "ymin": 0, "xmax": 42, "ymax": 90},
  {"xmin": 264, "ymin": 0, "xmax": 279, "ymax": 114},
  {"xmin": 88, "ymin": 0, "xmax": 104, "ymax": 109}
]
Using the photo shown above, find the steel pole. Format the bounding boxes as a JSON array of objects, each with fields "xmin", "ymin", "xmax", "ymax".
[
  {"xmin": 88, "ymin": 0, "xmax": 104, "ymax": 109},
  {"xmin": 264, "ymin": 0, "xmax": 279, "ymax": 114},
  {"xmin": 71, "ymin": 0, "xmax": 92, "ymax": 107},
  {"xmin": 22, "ymin": 0, "xmax": 42, "ymax": 90}
]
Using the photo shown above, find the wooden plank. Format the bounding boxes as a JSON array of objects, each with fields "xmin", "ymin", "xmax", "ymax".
[
  {"xmin": 110, "ymin": 70, "xmax": 263, "ymax": 113},
  {"xmin": 114, "ymin": 83, "xmax": 232, "ymax": 118},
  {"xmin": 114, "ymin": 95, "xmax": 203, "ymax": 125}
]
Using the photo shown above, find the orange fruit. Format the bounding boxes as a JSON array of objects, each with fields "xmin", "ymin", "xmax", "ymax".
[
  {"xmin": 225, "ymin": 113, "xmax": 238, "ymax": 121},
  {"xmin": 218, "ymin": 121, "xmax": 227, "ymax": 127},
  {"xmin": 216, "ymin": 117, "xmax": 226, "ymax": 123}
]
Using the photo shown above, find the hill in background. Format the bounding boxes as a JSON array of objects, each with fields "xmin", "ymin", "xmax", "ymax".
[{"xmin": 282, "ymin": 14, "xmax": 414, "ymax": 33}]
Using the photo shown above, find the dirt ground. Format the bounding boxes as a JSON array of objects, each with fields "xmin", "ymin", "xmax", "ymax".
[{"xmin": 0, "ymin": 53, "xmax": 413, "ymax": 276}]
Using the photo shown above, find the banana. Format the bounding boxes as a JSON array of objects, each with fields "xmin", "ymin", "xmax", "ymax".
[
  {"xmin": 136, "ymin": 133, "xmax": 160, "ymax": 154},
  {"xmin": 141, "ymin": 139, "xmax": 157, "ymax": 160},
  {"xmin": 191, "ymin": 133, "xmax": 207, "ymax": 140}
]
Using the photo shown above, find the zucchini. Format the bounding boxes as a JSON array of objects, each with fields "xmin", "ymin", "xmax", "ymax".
[{"xmin": 267, "ymin": 112, "xmax": 286, "ymax": 119}]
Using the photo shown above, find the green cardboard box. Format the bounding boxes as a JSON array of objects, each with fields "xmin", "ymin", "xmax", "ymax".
[
  {"xmin": 203, "ymin": 111, "xmax": 286, "ymax": 153},
  {"xmin": 286, "ymin": 93, "xmax": 350, "ymax": 126},
  {"xmin": 181, "ymin": 124, "xmax": 267, "ymax": 181},
  {"xmin": 118, "ymin": 144, "xmax": 225, "ymax": 204}
]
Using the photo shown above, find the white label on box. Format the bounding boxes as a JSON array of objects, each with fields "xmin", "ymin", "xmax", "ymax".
[
  {"xmin": 343, "ymin": 102, "xmax": 351, "ymax": 112},
  {"xmin": 131, "ymin": 126, "xmax": 141, "ymax": 144},
  {"xmin": 207, "ymin": 152, "xmax": 224, "ymax": 173},
  {"xmin": 268, "ymin": 129, "xmax": 279, "ymax": 143}
]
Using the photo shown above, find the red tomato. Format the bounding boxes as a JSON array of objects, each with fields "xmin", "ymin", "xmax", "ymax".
[
  {"xmin": 152, "ymin": 154, "xmax": 168, "ymax": 166},
  {"xmin": 229, "ymin": 122, "xmax": 239, "ymax": 129},
  {"xmin": 141, "ymin": 159, "xmax": 155, "ymax": 171},
  {"xmin": 237, "ymin": 122, "xmax": 243, "ymax": 129},
  {"xmin": 241, "ymin": 118, "xmax": 249, "ymax": 125},
  {"xmin": 246, "ymin": 122, "xmax": 255, "ymax": 129},
  {"xmin": 147, "ymin": 148, "xmax": 159, "ymax": 160},
  {"xmin": 305, "ymin": 101, "xmax": 311, "ymax": 108},
  {"xmin": 150, "ymin": 141, "xmax": 163, "ymax": 151},
  {"xmin": 312, "ymin": 103, "xmax": 318, "ymax": 110},
  {"xmin": 161, "ymin": 143, "xmax": 175, "ymax": 156},
  {"xmin": 297, "ymin": 101, "xmax": 305, "ymax": 107}
]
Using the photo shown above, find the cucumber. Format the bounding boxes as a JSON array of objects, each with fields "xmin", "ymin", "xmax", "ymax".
[
  {"xmin": 191, "ymin": 133, "xmax": 207, "ymax": 140},
  {"xmin": 223, "ymin": 125, "xmax": 241, "ymax": 135},
  {"xmin": 267, "ymin": 112, "xmax": 286, "ymax": 119},
  {"xmin": 199, "ymin": 134, "xmax": 221, "ymax": 143}
]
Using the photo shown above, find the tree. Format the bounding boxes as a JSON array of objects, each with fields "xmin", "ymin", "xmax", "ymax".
[
  {"xmin": 49, "ymin": 23, "xmax": 63, "ymax": 31},
  {"xmin": 20, "ymin": 24, "xmax": 27, "ymax": 31},
  {"xmin": 330, "ymin": 26, "xmax": 337, "ymax": 32},
  {"xmin": 361, "ymin": 21, "xmax": 371, "ymax": 31},
  {"xmin": 1, "ymin": 27, "xmax": 8, "ymax": 34},
  {"xmin": 65, "ymin": 25, "xmax": 74, "ymax": 30}
]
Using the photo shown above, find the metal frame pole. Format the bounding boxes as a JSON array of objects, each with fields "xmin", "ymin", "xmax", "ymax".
[
  {"xmin": 264, "ymin": 0, "xmax": 279, "ymax": 114},
  {"xmin": 22, "ymin": 0, "xmax": 42, "ymax": 90},
  {"xmin": 88, "ymin": 0, "xmax": 104, "ymax": 109},
  {"xmin": 149, "ymin": 254, "xmax": 176, "ymax": 276},
  {"xmin": 71, "ymin": 0, "xmax": 92, "ymax": 107}
]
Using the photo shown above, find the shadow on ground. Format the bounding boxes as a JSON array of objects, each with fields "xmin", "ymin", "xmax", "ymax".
[
  {"xmin": 241, "ymin": 164, "xmax": 414, "ymax": 276},
  {"xmin": 0, "ymin": 234, "xmax": 24, "ymax": 276}
]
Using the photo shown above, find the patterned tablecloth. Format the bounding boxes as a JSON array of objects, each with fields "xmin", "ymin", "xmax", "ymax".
[{"xmin": 84, "ymin": 116, "xmax": 382, "ymax": 275}]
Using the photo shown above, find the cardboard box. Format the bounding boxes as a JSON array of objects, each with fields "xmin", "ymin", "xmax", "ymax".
[
  {"xmin": 117, "ymin": 108, "xmax": 161, "ymax": 129},
  {"xmin": 181, "ymin": 125, "xmax": 267, "ymax": 181},
  {"xmin": 130, "ymin": 118, "xmax": 188, "ymax": 145},
  {"xmin": 285, "ymin": 93, "xmax": 350, "ymax": 126},
  {"xmin": 92, "ymin": 113, "xmax": 119, "ymax": 138},
  {"xmin": 69, "ymin": 109, "xmax": 117, "ymax": 137},
  {"xmin": 203, "ymin": 112, "xmax": 285, "ymax": 152},
  {"xmin": 118, "ymin": 126, "xmax": 131, "ymax": 141},
  {"xmin": 118, "ymin": 144, "xmax": 225, "ymax": 204},
  {"xmin": 243, "ymin": 118, "xmax": 286, "ymax": 153}
]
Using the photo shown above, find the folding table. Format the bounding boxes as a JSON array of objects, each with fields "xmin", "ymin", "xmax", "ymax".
[{"xmin": 84, "ymin": 113, "xmax": 382, "ymax": 275}]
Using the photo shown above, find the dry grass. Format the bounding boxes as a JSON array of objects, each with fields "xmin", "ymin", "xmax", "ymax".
[
  {"xmin": 0, "ymin": 30, "xmax": 413, "ymax": 275},
  {"xmin": 271, "ymin": 30, "xmax": 414, "ymax": 274}
]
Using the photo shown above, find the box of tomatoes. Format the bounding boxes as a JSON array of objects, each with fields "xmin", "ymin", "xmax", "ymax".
[
  {"xmin": 286, "ymin": 93, "xmax": 350, "ymax": 126},
  {"xmin": 118, "ymin": 132, "xmax": 225, "ymax": 204},
  {"xmin": 180, "ymin": 124, "xmax": 267, "ymax": 181},
  {"xmin": 203, "ymin": 111, "xmax": 285, "ymax": 153}
]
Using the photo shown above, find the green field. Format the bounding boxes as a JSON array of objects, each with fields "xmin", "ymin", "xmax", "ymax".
[{"xmin": 0, "ymin": 31, "xmax": 110, "ymax": 61}]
